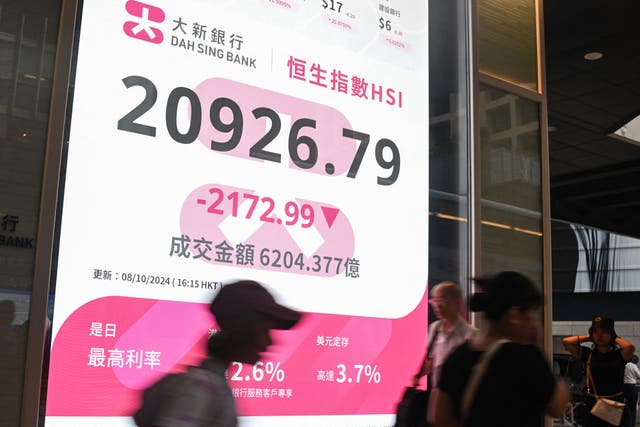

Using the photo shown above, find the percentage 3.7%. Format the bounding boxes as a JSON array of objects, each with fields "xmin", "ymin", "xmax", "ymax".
[{"xmin": 336, "ymin": 364, "xmax": 382, "ymax": 384}]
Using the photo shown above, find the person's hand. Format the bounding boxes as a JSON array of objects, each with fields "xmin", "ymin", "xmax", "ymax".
[
  {"xmin": 424, "ymin": 358, "xmax": 433, "ymax": 375},
  {"xmin": 412, "ymin": 374, "xmax": 421, "ymax": 387},
  {"xmin": 412, "ymin": 359, "xmax": 432, "ymax": 386},
  {"xmin": 546, "ymin": 378, "xmax": 571, "ymax": 419}
]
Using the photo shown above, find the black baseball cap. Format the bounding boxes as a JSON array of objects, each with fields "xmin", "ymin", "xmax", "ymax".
[
  {"xmin": 589, "ymin": 315, "xmax": 617, "ymax": 338},
  {"xmin": 210, "ymin": 280, "xmax": 301, "ymax": 330}
]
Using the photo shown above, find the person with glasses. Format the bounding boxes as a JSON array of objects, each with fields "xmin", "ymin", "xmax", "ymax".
[{"xmin": 413, "ymin": 281, "xmax": 477, "ymax": 425}]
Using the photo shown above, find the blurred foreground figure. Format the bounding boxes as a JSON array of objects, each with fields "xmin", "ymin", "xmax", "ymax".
[
  {"xmin": 134, "ymin": 280, "xmax": 301, "ymax": 427},
  {"xmin": 435, "ymin": 271, "xmax": 570, "ymax": 427}
]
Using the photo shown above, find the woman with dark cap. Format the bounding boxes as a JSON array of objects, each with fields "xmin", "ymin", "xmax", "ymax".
[
  {"xmin": 435, "ymin": 271, "xmax": 570, "ymax": 427},
  {"xmin": 563, "ymin": 315, "xmax": 635, "ymax": 427}
]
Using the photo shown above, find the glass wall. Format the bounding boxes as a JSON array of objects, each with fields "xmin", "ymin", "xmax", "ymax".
[
  {"xmin": 429, "ymin": 0, "xmax": 471, "ymax": 304},
  {"xmin": 476, "ymin": 0, "xmax": 546, "ymax": 366},
  {"xmin": 0, "ymin": 1, "xmax": 61, "ymax": 426},
  {"xmin": 479, "ymin": 84, "xmax": 543, "ymax": 286},
  {"xmin": 478, "ymin": 0, "xmax": 539, "ymax": 91},
  {"xmin": 1, "ymin": 0, "xmax": 553, "ymax": 423}
]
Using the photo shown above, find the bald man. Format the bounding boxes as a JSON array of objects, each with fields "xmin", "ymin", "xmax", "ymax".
[{"xmin": 413, "ymin": 281, "xmax": 476, "ymax": 425}]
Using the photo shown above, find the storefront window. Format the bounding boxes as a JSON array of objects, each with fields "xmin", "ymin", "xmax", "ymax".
[
  {"xmin": 429, "ymin": 0, "xmax": 471, "ymax": 299},
  {"xmin": 0, "ymin": 1, "xmax": 61, "ymax": 425}
]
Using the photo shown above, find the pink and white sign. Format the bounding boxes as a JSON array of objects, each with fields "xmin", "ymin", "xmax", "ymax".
[
  {"xmin": 46, "ymin": 291, "xmax": 428, "ymax": 417},
  {"xmin": 46, "ymin": 0, "xmax": 428, "ymax": 426}
]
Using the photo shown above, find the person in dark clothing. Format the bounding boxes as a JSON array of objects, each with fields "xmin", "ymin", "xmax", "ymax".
[
  {"xmin": 435, "ymin": 271, "xmax": 570, "ymax": 427},
  {"xmin": 563, "ymin": 315, "xmax": 635, "ymax": 427},
  {"xmin": 134, "ymin": 280, "xmax": 302, "ymax": 427}
]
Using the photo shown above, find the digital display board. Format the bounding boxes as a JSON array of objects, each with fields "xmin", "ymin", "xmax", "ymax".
[{"xmin": 45, "ymin": 1, "xmax": 429, "ymax": 425}]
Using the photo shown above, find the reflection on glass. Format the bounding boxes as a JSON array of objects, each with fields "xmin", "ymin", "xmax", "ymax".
[
  {"xmin": 480, "ymin": 85, "xmax": 541, "ymax": 211},
  {"xmin": 0, "ymin": 1, "xmax": 61, "ymax": 425},
  {"xmin": 552, "ymin": 220, "xmax": 640, "ymax": 294},
  {"xmin": 479, "ymin": 84, "xmax": 542, "ymax": 284},
  {"xmin": 429, "ymin": 0, "xmax": 470, "ymax": 296},
  {"xmin": 478, "ymin": 0, "xmax": 538, "ymax": 90}
]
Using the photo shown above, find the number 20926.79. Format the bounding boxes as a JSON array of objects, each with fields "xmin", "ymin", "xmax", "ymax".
[{"xmin": 116, "ymin": 75, "xmax": 401, "ymax": 186}]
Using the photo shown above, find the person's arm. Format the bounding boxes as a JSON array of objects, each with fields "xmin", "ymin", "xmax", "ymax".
[
  {"xmin": 434, "ymin": 390, "xmax": 462, "ymax": 427},
  {"xmin": 413, "ymin": 323, "xmax": 438, "ymax": 385},
  {"xmin": 562, "ymin": 335, "xmax": 589, "ymax": 359},
  {"xmin": 413, "ymin": 354, "xmax": 431, "ymax": 386},
  {"xmin": 545, "ymin": 378, "xmax": 571, "ymax": 419},
  {"xmin": 630, "ymin": 363, "xmax": 640, "ymax": 382},
  {"xmin": 616, "ymin": 336, "xmax": 635, "ymax": 361}
]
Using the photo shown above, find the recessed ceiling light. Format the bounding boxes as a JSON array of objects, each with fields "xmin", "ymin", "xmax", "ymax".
[{"xmin": 584, "ymin": 52, "xmax": 603, "ymax": 61}]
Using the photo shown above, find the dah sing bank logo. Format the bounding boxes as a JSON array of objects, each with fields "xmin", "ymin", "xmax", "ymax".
[{"xmin": 123, "ymin": 0, "xmax": 165, "ymax": 44}]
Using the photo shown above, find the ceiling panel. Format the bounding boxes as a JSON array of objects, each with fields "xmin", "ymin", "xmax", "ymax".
[{"xmin": 545, "ymin": 0, "xmax": 640, "ymax": 236}]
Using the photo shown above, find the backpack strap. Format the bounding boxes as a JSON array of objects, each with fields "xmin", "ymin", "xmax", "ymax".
[{"xmin": 427, "ymin": 321, "xmax": 441, "ymax": 354}]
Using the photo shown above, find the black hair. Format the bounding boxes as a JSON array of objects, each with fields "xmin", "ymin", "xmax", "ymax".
[
  {"xmin": 470, "ymin": 271, "xmax": 543, "ymax": 321},
  {"xmin": 207, "ymin": 328, "xmax": 257, "ymax": 359},
  {"xmin": 207, "ymin": 330, "xmax": 233, "ymax": 359},
  {"xmin": 588, "ymin": 315, "xmax": 617, "ymax": 345},
  {"xmin": 207, "ymin": 311, "xmax": 271, "ymax": 358}
]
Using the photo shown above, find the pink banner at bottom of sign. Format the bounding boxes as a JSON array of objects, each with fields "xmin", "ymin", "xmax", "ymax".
[{"xmin": 45, "ymin": 289, "xmax": 428, "ymax": 416}]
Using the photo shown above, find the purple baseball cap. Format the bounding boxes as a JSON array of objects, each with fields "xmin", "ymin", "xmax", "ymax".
[{"xmin": 210, "ymin": 280, "xmax": 301, "ymax": 330}]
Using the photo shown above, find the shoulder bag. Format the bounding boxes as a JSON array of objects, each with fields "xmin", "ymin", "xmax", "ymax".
[
  {"xmin": 586, "ymin": 351, "xmax": 625, "ymax": 426},
  {"xmin": 393, "ymin": 326, "xmax": 441, "ymax": 427}
]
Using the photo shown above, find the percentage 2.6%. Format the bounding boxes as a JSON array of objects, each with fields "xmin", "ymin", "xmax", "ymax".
[
  {"xmin": 336, "ymin": 364, "xmax": 382, "ymax": 384},
  {"xmin": 230, "ymin": 361, "xmax": 286, "ymax": 382}
]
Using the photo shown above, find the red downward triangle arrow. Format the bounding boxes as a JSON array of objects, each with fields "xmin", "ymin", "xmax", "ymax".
[{"xmin": 321, "ymin": 206, "xmax": 340, "ymax": 228}]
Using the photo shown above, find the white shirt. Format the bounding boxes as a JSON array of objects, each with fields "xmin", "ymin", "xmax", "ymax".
[
  {"xmin": 624, "ymin": 362, "xmax": 640, "ymax": 384},
  {"xmin": 429, "ymin": 317, "xmax": 477, "ymax": 388}
]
